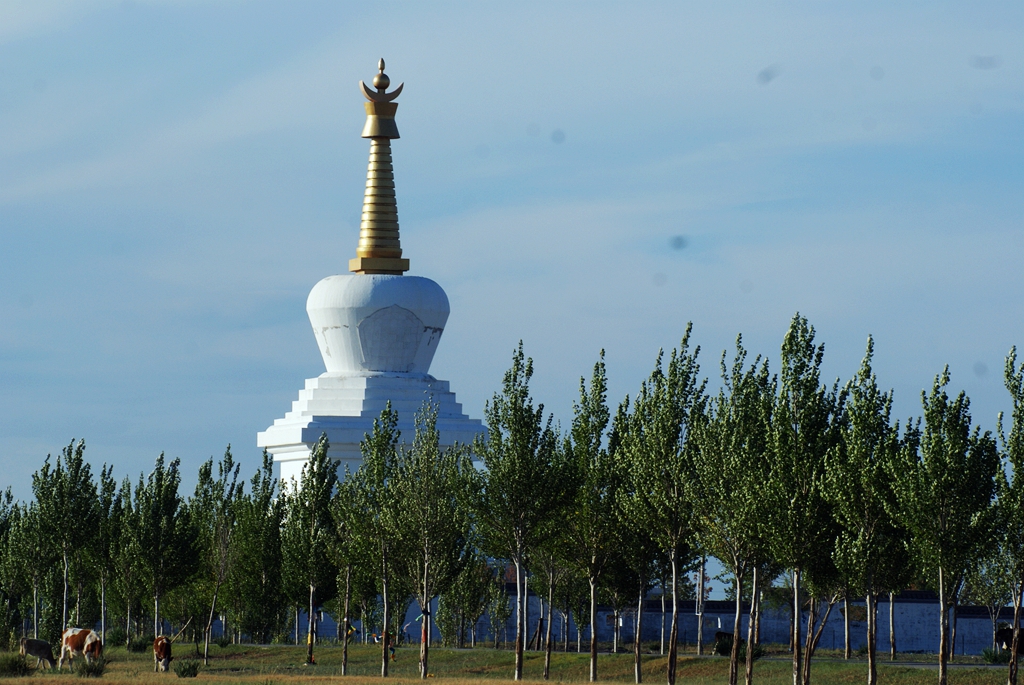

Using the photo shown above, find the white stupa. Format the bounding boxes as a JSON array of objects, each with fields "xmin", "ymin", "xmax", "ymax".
[{"xmin": 258, "ymin": 59, "xmax": 485, "ymax": 483}]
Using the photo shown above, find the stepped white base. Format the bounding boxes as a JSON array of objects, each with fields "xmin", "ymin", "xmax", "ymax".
[{"xmin": 258, "ymin": 372, "xmax": 484, "ymax": 484}]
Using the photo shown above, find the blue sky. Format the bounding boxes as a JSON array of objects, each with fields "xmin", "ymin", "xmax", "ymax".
[{"xmin": 1, "ymin": 0, "xmax": 1022, "ymax": 536}]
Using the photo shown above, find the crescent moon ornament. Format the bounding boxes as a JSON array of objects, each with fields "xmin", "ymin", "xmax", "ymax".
[{"xmin": 360, "ymin": 80, "xmax": 404, "ymax": 103}]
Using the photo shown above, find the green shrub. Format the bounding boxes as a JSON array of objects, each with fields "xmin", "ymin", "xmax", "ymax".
[
  {"xmin": 128, "ymin": 634, "xmax": 156, "ymax": 653},
  {"xmin": 107, "ymin": 626, "xmax": 128, "ymax": 647},
  {"xmin": 76, "ymin": 657, "xmax": 106, "ymax": 678},
  {"xmin": 0, "ymin": 654, "xmax": 30, "ymax": 677},
  {"xmin": 174, "ymin": 659, "xmax": 201, "ymax": 678},
  {"xmin": 216, "ymin": 635, "xmax": 231, "ymax": 648},
  {"xmin": 983, "ymin": 647, "xmax": 1011, "ymax": 664},
  {"xmin": 738, "ymin": 642, "xmax": 764, "ymax": 661},
  {"xmin": 711, "ymin": 636, "xmax": 763, "ymax": 660}
]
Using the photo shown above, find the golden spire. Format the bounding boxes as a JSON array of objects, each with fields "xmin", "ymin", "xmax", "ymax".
[{"xmin": 349, "ymin": 59, "xmax": 410, "ymax": 275}]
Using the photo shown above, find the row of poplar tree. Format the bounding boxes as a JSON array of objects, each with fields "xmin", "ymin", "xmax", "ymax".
[{"xmin": 2, "ymin": 313, "xmax": 1024, "ymax": 685}]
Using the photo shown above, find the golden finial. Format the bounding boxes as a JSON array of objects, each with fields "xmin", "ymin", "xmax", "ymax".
[{"xmin": 349, "ymin": 59, "xmax": 409, "ymax": 275}]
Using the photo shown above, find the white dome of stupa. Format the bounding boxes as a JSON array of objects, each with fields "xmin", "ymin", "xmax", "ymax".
[{"xmin": 258, "ymin": 60, "xmax": 484, "ymax": 483}]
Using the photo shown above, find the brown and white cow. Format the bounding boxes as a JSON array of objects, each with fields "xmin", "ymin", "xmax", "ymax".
[
  {"xmin": 58, "ymin": 628, "xmax": 103, "ymax": 672},
  {"xmin": 153, "ymin": 635, "xmax": 172, "ymax": 672},
  {"xmin": 18, "ymin": 637, "xmax": 55, "ymax": 669}
]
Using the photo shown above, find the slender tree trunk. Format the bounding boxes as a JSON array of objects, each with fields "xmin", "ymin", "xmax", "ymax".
[
  {"xmin": 530, "ymin": 606, "xmax": 544, "ymax": 651},
  {"xmin": 125, "ymin": 602, "xmax": 131, "ymax": 646},
  {"xmin": 991, "ymin": 606, "xmax": 999, "ymax": 652},
  {"xmin": 544, "ymin": 570, "xmax": 555, "ymax": 680},
  {"xmin": 730, "ymin": 572, "xmax": 743, "ymax": 685},
  {"xmin": 63, "ymin": 554, "xmax": 69, "ymax": 630},
  {"xmin": 635, "ymin": 584, "xmax": 646, "ymax": 684},
  {"xmin": 950, "ymin": 596, "xmax": 959, "ymax": 662},
  {"xmin": 514, "ymin": 557, "xmax": 524, "ymax": 681},
  {"xmin": 614, "ymin": 609, "xmax": 619, "ymax": 654},
  {"xmin": 33, "ymin": 584, "xmax": 38, "ymax": 639},
  {"xmin": 889, "ymin": 592, "xmax": 896, "ymax": 661},
  {"xmin": 745, "ymin": 566, "xmax": 760, "ymax": 685},
  {"xmin": 697, "ymin": 559, "xmax": 705, "ymax": 655},
  {"xmin": 668, "ymin": 555, "xmax": 679, "ymax": 685},
  {"xmin": 810, "ymin": 599, "xmax": 835, "ymax": 655},
  {"xmin": 342, "ymin": 566, "xmax": 351, "ymax": 676},
  {"xmin": 101, "ymin": 578, "xmax": 106, "ymax": 645},
  {"xmin": 154, "ymin": 591, "xmax": 160, "ymax": 637},
  {"xmin": 294, "ymin": 605, "xmax": 299, "ymax": 646},
  {"xmin": 792, "ymin": 569, "xmax": 802, "ymax": 685},
  {"xmin": 524, "ymin": 572, "xmax": 530, "ymax": 652},
  {"xmin": 305, "ymin": 583, "xmax": 317, "ymax": 664},
  {"xmin": 867, "ymin": 592, "xmax": 878, "ymax": 685},
  {"xmin": 1008, "ymin": 581, "xmax": 1022, "ymax": 685},
  {"xmin": 381, "ymin": 572, "xmax": 391, "ymax": 678},
  {"xmin": 204, "ymin": 583, "xmax": 220, "ymax": 665},
  {"xmin": 420, "ymin": 601, "xmax": 430, "ymax": 679},
  {"xmin": 938, "ymin": 567, "xmax": 949, "ymax": 685},
  {"xmin": 801, "ymin": 596, "xmax": 818, "ymax": 685},
  {"xmin": 420, "ymin": 559, "xmax": 431, "ymax": 679},
  {"xmin": 844, "ymin": 597, "xmax": 851, "ymax": 659},
  {"xmin": 755, "ymin": 588, "xmax": 762, "ymax": 645},
  {"xmin": 590, "ymin": 577, "xmax": 598, "ymax": 682},
  {"xmin": 661, "ymin": 580, "xmax": 666, "ymax": 656}
]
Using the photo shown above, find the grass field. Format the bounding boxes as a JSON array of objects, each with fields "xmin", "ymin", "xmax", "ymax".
[{"xmin": 2, "ymin": 643, "xmax": 1013, "ymax": 685}]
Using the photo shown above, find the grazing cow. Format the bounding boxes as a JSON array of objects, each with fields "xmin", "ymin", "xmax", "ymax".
[
  {"xmin": 58, "ymin": 628, "xmax": 103, "ymax": 672},
  {"xmin": 18, "ymin": 638, "xmax": 55, "ymax": 669},
  {"xmin": 153, "ymin": 636, "xmax": 172, "ymax": 672},
  {"xmin": 996, "ymin": 627, "xmax": 1024, "ymax": 654}
]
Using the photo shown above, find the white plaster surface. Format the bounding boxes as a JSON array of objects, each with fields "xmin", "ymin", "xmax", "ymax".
[
  {"xmin": 260, "ymin": 273, "xmax": 483, "ymax": 483},
  {"xmin": 307, "ymin": 274, "xmax": 448, "ymax": 375}
]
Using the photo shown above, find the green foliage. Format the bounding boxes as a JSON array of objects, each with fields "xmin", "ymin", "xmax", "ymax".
[
  {"xmin": 486, "ymin": 567, "xmax": 512, "ymax": 647},
  {"xmin": 191, "ymin": 445, "xmax": 241, "ymax": 658},
  {"xmin": 616, "ymin": 324, "xmax": 705, "ymax": 684},
  {"xmin": 231, "ymin": 451, "xmax": 286, "ymax": 643},
  {"xmin": 174, "ymin": 659, "xmax": 202, "ymax": 678},
  {"xmin": 32, "ymin": 439, "xmax": 99, "ymax": 629},
  {"xmin": 75, "ymin": 657, "xmax": 106, "ymax": 678},
  {"xmin": 619, "ymin": 326, "xmax": 706, "ymax": 571},
  {"xmin": 764, "ymin": 315, "xmax": 846, "ymax": 685},
  {"xmin": 983, "ymin": 647, "xmax": 1011, "ymax": 664},
  {"xmin": 106, "ymin": 626, "xmax": 127, "ymax": 646},
  {"xmin": 692, "ymin": 336, "xmax": 774, "ymax": 575},
  {"xmin": 889, "ymin": 366, "xmax": 1000, "ymax": 682},
  {"xmin": 436, "ymin": 556, "xmax": 493, "ymax": 649},
  {"xmin": 998, "ymin": 347, "xmax": 1024, "ymax": 642},
  {"xmin": 692, "ymin": 336, "xmax": 775, "ymax": 681},
  {"xmin": 129, "ymin": 633, "xmax": 156, "ymax": 652},
  {"xmin": 347, "ymin": 407, "xmax": 408, "ymax": 674},
  {"xmin": 0, "ymin": 491, "xmax": 24, "ymax": 644},
  {"xmin": 0, "ymin": 653, "xmax": 30, "ymax": 677},
  {"xmin": 826, "ymin": 337, "xmax": 912, "ymax": 600},
  {"xmin": 136, "ymin": 453, "xmax": 198, "ymax": 635},
  {"xmin": 389, "ymin": 402, "xmax": 477, "ymax": 672},
  {"xmin": 890, "ymin": 368, "xmax": 1000, "ymax": 588},
  {"xmin": 282, "ymin": 433, "xmax": 338, "ymax": 664},
  {"xmin": 563, "ymin": 351, "xmax": 614, "ymax": 676},
  {"xmin": 472, "ymin": 342, "xmax": 570, "ymax": 678},
  {"xmin": 112, "ymin": 476, "xmax": 145, "ymax": 645},
  {"xmin": 712, "ymin": 634, "xmax": 765, "ymax": 660},
  {"xmin": 767, "ymin": 315, "xmax": 846, "ymax": 581}
]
